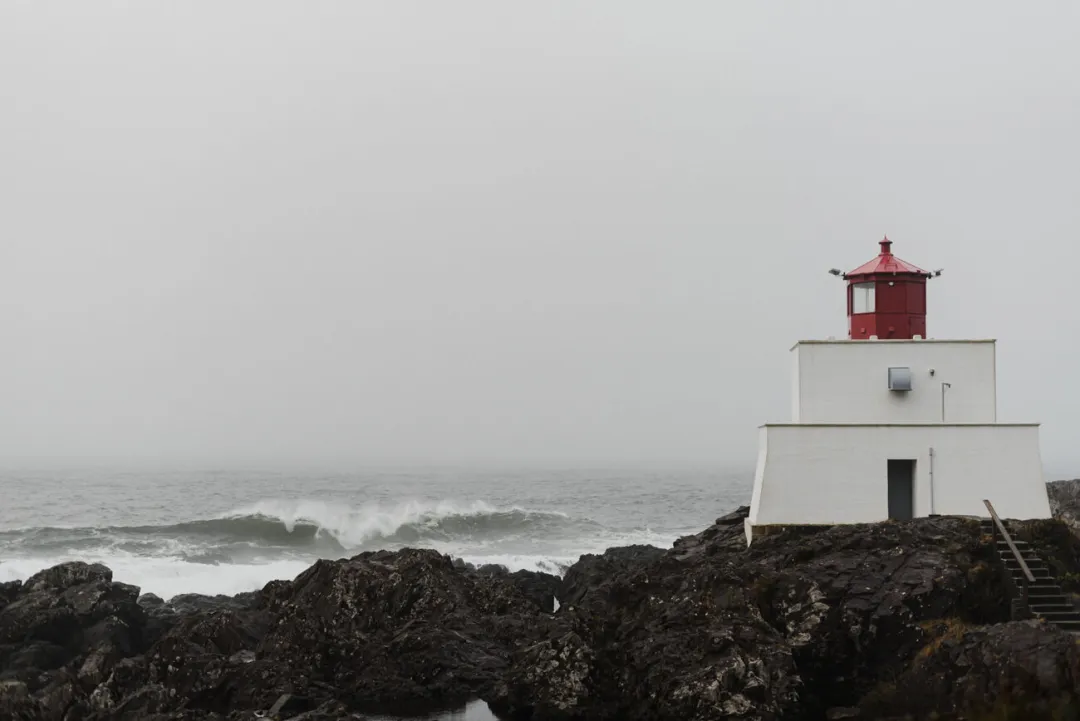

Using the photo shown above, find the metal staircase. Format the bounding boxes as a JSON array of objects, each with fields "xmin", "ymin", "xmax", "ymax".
[{"xmin": 981, "ymin": 500, "xmax": 1080, "ymax": 633}]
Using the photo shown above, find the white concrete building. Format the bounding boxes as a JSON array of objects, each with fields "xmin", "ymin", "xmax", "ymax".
[{"xmin": 747, "ymin": 238, "xmax": 1051, "ymax": 543}]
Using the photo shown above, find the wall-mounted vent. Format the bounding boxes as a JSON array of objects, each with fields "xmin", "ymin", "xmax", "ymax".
[{"xmin": 888, "ymin": 367, "xmax": 913, "ymax": 392}]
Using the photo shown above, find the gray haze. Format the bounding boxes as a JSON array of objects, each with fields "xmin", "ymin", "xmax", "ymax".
[{"xmin": 3, "ymin": 3, "xmax": 1079, "ymax": 471}]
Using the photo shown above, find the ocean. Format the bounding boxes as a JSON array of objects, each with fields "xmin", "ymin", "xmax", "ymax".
[{"xmin": 0, "ymin": 465, "xmax": 753, "ymax": 599}]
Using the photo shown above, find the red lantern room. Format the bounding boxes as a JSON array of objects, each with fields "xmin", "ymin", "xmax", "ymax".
[{"xmin": 832, "ymin": 237, "xmax": 940, "ymax": 340}]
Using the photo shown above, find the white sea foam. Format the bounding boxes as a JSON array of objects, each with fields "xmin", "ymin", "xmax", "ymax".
[
  {"xmin": 0, "ymin": 497, "xmax": 682, "ymax": 600},
  {"xmin": 0, "ymin": 552, "xmax": 313, "ymax": 600},
  {"xmin": 220, "ymin": 498, "xmax": 571, "ymax": 547},
  {"xmin": 0, "ymin": 549, "xmax": 580, "ymax": 599}
]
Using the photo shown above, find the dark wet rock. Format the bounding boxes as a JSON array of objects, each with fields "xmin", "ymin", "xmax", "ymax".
[
  {"xmin": 1010, "ymin": 517, "xmax": 1080, "ymax": 601},
  {"xmin": 0, "ymin": 679, "xmax": 39, "ymax": 721},
  {"xmin": 1026, "ymin": 480, "xmax": 1080, "ymax": 604},
  {"xmin": 508, "ymin": 570, "xmax": 561, "ymax": 614},
  {"xmin": 2, "ymin": 511, "xmax": 1079, "ymax": 720},
  {"xmin": 856, "ymin": 619, "xmax": 1080, "ymax": 720},
  {"xmin": 137, "ymin": 593, "xmax": 165, "ymax": 610},
  {"xmin": 475, "ymin": 563, "xmax": 508, "ymax": 574},
  {"xmin": 86, "ymin": 548, "xmax": 554, "ymax": 719},
  {"xmin": 472, "ymin": 565, "xmax": 562, "ymax": 613},
  {"xmin": 138, "ymin": 591, "xmax": 262, "ymax": 620},
  {"xmin": 671, "ymin": 505, "xmax": 751, "ymax": 559},
  {"xmin": 742, "ymin": 516, "xmax": 1008, "ymax": 717},
  {"xmin": 21, "ymin": 561, "xmax": 113, "ymax": 594},
  {"xmin": 0, "ymin": 581, "xmax": 22, "ymax": 612},
  {"xmin": 0, "ymin": 640, "xmax": 69, "ymax": 677},
  {"xmin": 0, "ymin": 562, "xmax": 145, "ymax": 683},
  {"xmin": 248, "ymin": 548, "xmax": 550, "ymax": 709},
  {"xmin": 1047, "ymin": 478, "xmax": 1080, "ymax": 534},
  {"xmin": 85, "ymin": 607, "xmax": 273, "ymax": 719},
  {"xmin": 489, "ymin": 627, "xmax": 597, "ymax": 720},
  {"xmin": 494, "ymin": 515, "xmax": 1010, "ymax": 720},
  {"xmin": 135, "ymin": 590, "xmax": 267, "ymax": 652},
  {"xmin": 493, "ymin": 552, "xmax": 802, "ymax": 721},
  {"xmin": 165, "ymin": 592, "xmax": 262, "ymax": 616},
  {"xmin": 558, "ymin": 544, "xmax": 666, "ymax": 607}
]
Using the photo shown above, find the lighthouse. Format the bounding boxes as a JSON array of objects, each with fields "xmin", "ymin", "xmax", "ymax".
[
  {"xmin": 746, "ymin": 236, "xmax": 1051, "ymax": 543},
  {"xmin": 840, "ymin": 236, "xmax": 938, "ymax": 340}
]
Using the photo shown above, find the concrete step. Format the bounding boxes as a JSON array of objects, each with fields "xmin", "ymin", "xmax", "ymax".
[
  {"xmin": 979, "ymin": 525, "xmax": 1080, "ymax": 631},
  {"xmin": 999, "ymin": 545, "xmax": 1038, "ymax": 554},
  {"xmin": 1004, "ymin": 556, "xmax": 1046, "ymax": 567},
  {"xmin": 1008, "ymin": 566, "xmax": 1052, "ymax": 579},
  {"xmin": 1010, "ymin": 574, "xmax": 1054, "ymax": 587},
  {"xmin": 1031, "ymin": 611, "xmax": 1080, "ymax": 623},
  {"xmin": 1028, "ymin": 602, "xmax": 1076, "ymax": 613}
]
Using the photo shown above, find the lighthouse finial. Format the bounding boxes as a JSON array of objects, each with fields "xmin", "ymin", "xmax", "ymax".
[{"xmin": 880, "ymin": 235, "xmax": 892, "ymax": 255}]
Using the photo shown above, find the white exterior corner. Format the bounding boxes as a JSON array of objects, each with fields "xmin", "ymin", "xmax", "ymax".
[
  {"xmin": 791, "ymin": 345, "xmax": 801, "ymax": 423},
  {"xmin": 750, "ymin": 424, "xmax": 1049, "ymax": 525},
  {"xmin": 750, "ymin": 335, "xmax": 1049, "ymax": 544}
]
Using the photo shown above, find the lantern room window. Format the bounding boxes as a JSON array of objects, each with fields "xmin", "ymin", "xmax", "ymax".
[{"xmin": 852, "ymin": 282, "xmax": 876, "ymax": 314}]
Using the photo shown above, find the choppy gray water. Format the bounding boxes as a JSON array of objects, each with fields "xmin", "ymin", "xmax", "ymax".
[{"xmin": 0, "ymin": 466, "xmax": 751, "ymax": 599}]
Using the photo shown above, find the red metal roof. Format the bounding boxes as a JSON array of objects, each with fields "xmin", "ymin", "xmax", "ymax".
[{"xmin": 846, "ymin": 237, "xmax": 929, "ymax": 277}]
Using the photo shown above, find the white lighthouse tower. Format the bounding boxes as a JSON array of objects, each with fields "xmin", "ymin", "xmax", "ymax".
[{"xmin": 746, "ymin": 237, "xmax": 1051, "ymax": 543}]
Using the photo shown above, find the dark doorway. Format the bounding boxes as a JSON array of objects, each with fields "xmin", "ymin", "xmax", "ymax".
[{"xmin": 887, "ymin": 459, "xmax": 916, "ymax": 520}]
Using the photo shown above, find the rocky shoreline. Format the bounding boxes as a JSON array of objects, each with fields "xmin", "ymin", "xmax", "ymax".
[{"xmin": 3, "ymin": 482, "xmax": 1080, "ymax": 720}]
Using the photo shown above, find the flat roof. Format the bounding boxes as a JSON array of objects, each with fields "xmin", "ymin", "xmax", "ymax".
[
  {"xmin": 791, "ymin": 338, "xmax": 996, "ymax": 351},
  {"xmin": 761, "ymin": 422, "xmax": 1039, "ymax": 428}
]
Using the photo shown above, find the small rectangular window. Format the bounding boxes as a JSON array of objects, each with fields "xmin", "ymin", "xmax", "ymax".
[{"xmin": 852, "ymin": 282, "xmax": 875, "ymax": 314}]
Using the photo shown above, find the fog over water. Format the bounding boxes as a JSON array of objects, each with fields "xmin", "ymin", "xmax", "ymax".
[{"xmin": 2, "ymin": 2, "xmax": 1079, "ymax": 474}]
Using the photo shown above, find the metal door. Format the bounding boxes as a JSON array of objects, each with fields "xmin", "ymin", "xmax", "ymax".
[{"xmin": 887, "ymin": 459, "xmax": 915, "ymax": 520}]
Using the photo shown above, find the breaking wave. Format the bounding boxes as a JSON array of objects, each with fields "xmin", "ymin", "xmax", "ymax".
[
  {"xmin": 0, "ymin": 499, "xmax": 599, "ymax": 555},
  {"xmin": 0, "ymin": 498, "xmax": 679, "ymax": 598}
]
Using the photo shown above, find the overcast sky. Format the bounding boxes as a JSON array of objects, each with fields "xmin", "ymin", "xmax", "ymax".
[{"xmin": 2, "ymin": 2, "xmax": 1079, "ymax": 472}]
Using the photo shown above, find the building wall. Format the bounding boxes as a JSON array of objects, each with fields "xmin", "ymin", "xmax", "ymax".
[
  {"xmin": 749, "ymin": 424, "xmax": 1050, "ymax": 528},
  {"xmin": 792, "ymin": 340, "xmax": 996, "ymax": 423},
  {"xmin": 791, "ymin": 345, "xmax": 801, "ymax": 422}
]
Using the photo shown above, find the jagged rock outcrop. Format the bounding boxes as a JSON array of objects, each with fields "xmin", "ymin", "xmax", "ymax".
[
  {"xmin": 1015, "ymin": 480, "xmax": 1080, "ymax": 602},
  {"xmin": 491, "ymin": 512, "xmax": 1010, "ymax": 720},
  {"xmin": 1047, "ymin": 478, "xmax": 1080, "ymax": 534},
  {"xmin": 0, "ymin": 562, "xmax": 147, "ymax": 720},
  {"xmin": 856, "ymin": 619, "xmax": 1080, "ymax": 720},
  {"xmin": 84, "ymin": 548, "xmax": 556, "ymax": 719},
  {"xmin": 492, "ymin": 551, "xmax": 802, "ymax": 721},
  {"xmin": 136, "ymin": 591, "xmax": 265, "ymax": 651},
  {"xmin": 743, "ymin": 516, "xmax": 1009, "ymax": 717},
  {"xmin": 138, "ymin": 591, "xmax": 262, "ymax": 618},
  {"xmin": 2, "ymin": 501, "xmax": 1079, "ymax": 721},
  {"xmin": 557, "ymin": 544, "xmax": 666, "ymax": 607},
  {"xmin": 671, "ymin": 505, "xmax": 750, "ymax": 559},
  {"xmin": 472, "ymin": 565, "xmax": 562, "ymax": 613},
  {"xmin": 0, "ymin": 581, "xmax": 22, "ymax": 611}
]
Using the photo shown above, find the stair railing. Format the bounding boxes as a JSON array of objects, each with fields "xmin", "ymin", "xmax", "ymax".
[{"xmin": 983, "ymin": 499, "xmax": 1034, "ymax": 619}]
